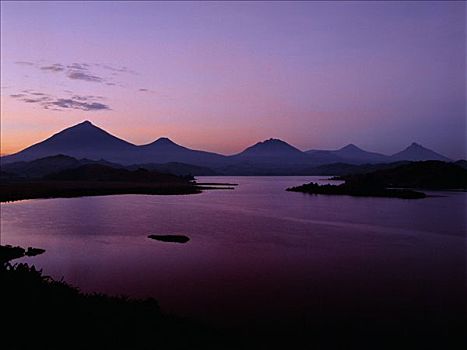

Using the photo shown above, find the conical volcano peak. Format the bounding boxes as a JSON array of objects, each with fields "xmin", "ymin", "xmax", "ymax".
[
  {"xmin": 340, "ymin": 144, "xmax": 362, "ymax": 151},
  {"xmin": 153, "ymin": 137, "xmax": 176, "ymax": 145},
  {"xmin": 391, "ymin": 142, "xmax": 451, "ymax": 162},
  {"xmin": 409, "ymin": 142, "xmax": 422, "ymax": 148}
]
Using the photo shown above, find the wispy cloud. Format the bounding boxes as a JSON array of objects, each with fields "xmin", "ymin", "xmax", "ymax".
[
  {"xmin": 40, "ymin": 63, "xmax": 66, "ymax": 72},
  {"xmin": 10, "ymin": 90, "xmax": 110, "ymax": 111},
  {"xmin": 15, "ymin": 61, "xmax": 35, "ymax": 66},
  {"xmin": 67, "ymin": 63, "xmax": 90, "ymax": 70},
  {"xmin": 96, "ymin": 64, "xmax": 138, "ymax": 75},
  {"xmin": 67, "ymin": 71, "xmax": 104, "ymax": 83},
  {"xmin": 50, "ymin": 99, "xmax": 110, "ymax": 111}
]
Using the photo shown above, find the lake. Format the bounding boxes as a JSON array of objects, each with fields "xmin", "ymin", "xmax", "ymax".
[{"xmin": 1, "ymin": 176, "xmax": 465, "ymax": 327}]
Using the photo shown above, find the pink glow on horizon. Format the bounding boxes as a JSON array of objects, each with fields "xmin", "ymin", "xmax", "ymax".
[{"xmin": 0, "ymin": 1, "xmax": 465, "ymax": 158}]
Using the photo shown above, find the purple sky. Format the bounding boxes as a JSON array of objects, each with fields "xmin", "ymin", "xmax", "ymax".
[{"xmin": 1, "ymin": 1, "xmax": 465, "ymax": 158}]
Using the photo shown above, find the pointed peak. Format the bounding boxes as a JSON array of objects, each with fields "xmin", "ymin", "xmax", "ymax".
[
  {"xmin": 407, "ymin": 142, "xmax": 424, "ymax": 149},
  {"xmin": 77, "ymin": 120, "xmax": 94, "ymax": 127},
  {"xmin": 340, "ymin": 143, "xmax": 361, "ymax": 151},
  {"xmin": 260, "ymin": 138, "xmax": 287, "ymax": 145},
  {"xmin": 154, "ymin": 137, "xmax": 176, "ymax": 144}
]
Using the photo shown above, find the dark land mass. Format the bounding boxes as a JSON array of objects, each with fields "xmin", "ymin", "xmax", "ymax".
[
  {"xmin": 148, "ymin": 234, "xmax": 190, "ymax": 243},
  {"xmin": 1, "ymin": 154, "xmax": 214, "ymax": 179},
  {"xmin": 0, "ymin": 164, "xmax": 200, "ymax": 202},
  {"xmin": 0, "ymin": 245, "xmax": 46, "ymax": 264},
  {"xmin": 288, "ymin": 161, "xmax": 467, "ymax": 199},
  {"xmin": 44, "ymin": 164, "xmax": 193, "ymax": 183},
  {"xmin": 2, "ymin": 148, "xmax": 464, "ymax": 178},
  {"xmin": 453, "ymin": 159, "xmax": 467, "ymax": 170},
  {"xmin": 1, "ymin": 154, "xmax": 124, "ymax": 179},
  {"xmin": 1, "ymin": 245, "xmax": 465, "ymax": 349},
  {"xmin": 336, "ymin": 160, "xmax": 467, "ymax": 190},
  {"xmin": 287, "ymin": 182, "xmax": 426, "ymax": 199},
  {"xmin": 0, "ymin": 180, "xmax": 201, "ymax": 202},
  {"xmin": 298, "ymin": 161, "xmax": 411, "ymax": 176},
  {"xmin": 128, "ymin": 161, "xmax": 219, "ymax": 176}
]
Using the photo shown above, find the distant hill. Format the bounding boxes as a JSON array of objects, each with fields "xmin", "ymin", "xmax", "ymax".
[
  {"xmin": 454, "ymin": 159, "xmax": 467, "ymax": 169},
  {"xmin": 1, "ymin": 154, "xmax": 217, "ymax": 179},
  {"xmin": 45, "ymin": 164, "xmax": 186, "ymax": 183},
  {"xmin": 231, "ymin": 138, "xmax": 311, "ymax": 164},
  {"xmin": 139, "ymin": 137, "xmax": 227, "ymax": 167},
  {"xmin": 307, "ymin": 144, "xmax": 388, "ymax": 164},
  {"xmin": 1, "ymin": 155, "xmax": 123, "ymax": 179},
  {"xmin": 389, "ymin": 143, "xmax": 451, "ymax": 162},
  {"xmin": 298, "ymin": 161, "xmax": 410, "ymax": 176},
  {"xmin": 128, "ymin": 162, "xmax": 218, "ymax": 176}
]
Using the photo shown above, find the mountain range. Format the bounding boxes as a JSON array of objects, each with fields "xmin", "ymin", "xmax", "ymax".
[{"xmin": 1, "ymin": 120, "xmax": 455, "ymax": 175}]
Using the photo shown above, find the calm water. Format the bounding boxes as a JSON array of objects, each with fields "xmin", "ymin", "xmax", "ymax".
[{"xmin": 1, "ymin": 176, "xmax": 465, "ymax": 325}]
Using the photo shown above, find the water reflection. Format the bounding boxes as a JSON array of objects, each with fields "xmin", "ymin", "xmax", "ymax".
[{"xmin": 1, "ymin": 176, "xmax": 465, "ymax": 324}]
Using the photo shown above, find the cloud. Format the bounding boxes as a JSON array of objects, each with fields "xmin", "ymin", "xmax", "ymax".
[
  {"xmin": 96, "ymin": 64, "xmax": 137, "ymax": 75},
  {"xmin": 67, "ymin": 71, "xmax": 104, "ymax": 83},
  {"xmin": 15, "ymin": 61, "xmax": 35, "ymax": 66},
  {"xmin": 40, "ymin": 64, "xmax": 65, "ymax": 72},
  {"xmin": 13, "ymin": 59, "xmax": 137, "ymax": 87},
  {"xmin": 23, "ymin": 96, "xmax": 52, "ymax": 103},
  {"xmin": 67, "ymin": 63, "xmax": 90, "ymax": 70},
  {"xmin": 10, "ymin": 90, "xmax": 110, "ymax": 111},
  {"xmin": 139, "ymin": 88, "xmax": 148, "ymax": 92},
  {"xmin": 50, "ymin": 99, "xmax": 110, "ymax": 111}
]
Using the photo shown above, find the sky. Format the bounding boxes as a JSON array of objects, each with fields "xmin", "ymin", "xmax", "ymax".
[{"xmin": 1, "ymin": 1, "xmax": 465, "ymax": 158}]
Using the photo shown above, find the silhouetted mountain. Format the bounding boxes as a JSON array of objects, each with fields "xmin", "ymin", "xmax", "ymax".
[
  {"xmin": 333, "ymin": 144, "xmax": 389, "ymax": 163},
  {"xmin": 389, "ymin": 143, "xmax": 451, "ymax": 162},
  {"xmin": 232, "ymin": 138, "xmax": 312, "ymax": 164},
  {"xmin": 140, "ymin": 137, "xmax": 227, "ymax": 167},
  {"xmin": 1, "ymin": 121, "xmax": 138, "ymax": 164},
  {"xmin": 236, "ymin": 138, "xmax": 303, "ymax": 157},
  {"xmin": 307, "ymin": 144, "xmax": 389, "ymax": 164},
  {"xmin": 0, "ymin": 121, "xmax": 227, "ymax": 166},
  {"xmin": 0, "ymin": 121, "xmax": 455, "ymax": 174},
  {"xmin": 222, "ymin": 138, "xmax": 316, "ymax": 174}
]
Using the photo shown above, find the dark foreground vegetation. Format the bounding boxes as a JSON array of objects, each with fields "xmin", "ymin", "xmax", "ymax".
[
  {"xmin": 1, "ymin": 245, "xmax": 465, "ymax": 349},
  {"xmin": 288, "ymin": 161, "xmax": 467, "ymax": 199},
  {"xmin": 1, "ymin": 245, "xmax": 225, "ymax": 349}
]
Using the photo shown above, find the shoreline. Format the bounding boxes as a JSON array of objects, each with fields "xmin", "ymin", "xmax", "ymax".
[{"xmin": 0, "ymin": 180, "xmax": 239, "ymax": 203}]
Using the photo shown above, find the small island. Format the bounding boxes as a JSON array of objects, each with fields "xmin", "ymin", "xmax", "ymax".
[
  {"xmin": 148, "ymin": 234, "xmax": 190, "ymax": 243},
  {"xmin": 287, "ymin": 161, "xmax": 467, "ymax": 199},
  {"xmin": 287, "ymin": 182, "xmax": 426, "ymax": 199}
]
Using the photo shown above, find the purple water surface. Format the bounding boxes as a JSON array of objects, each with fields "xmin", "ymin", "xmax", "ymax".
[{"xmin": 1, "ymin": 176, "xmax": 465, "ymax": 325}]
